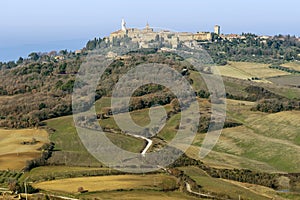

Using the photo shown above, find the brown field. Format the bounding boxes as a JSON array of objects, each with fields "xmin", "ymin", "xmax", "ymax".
[
  {"xmin": 282, "ymin": 62, "xmax": 300, "ymax": 71},
  {"xmin": 0, "ymin": 129, "xmax": 49, "ymax": 170},
  {"xmin": 33, "ymin": 174, "xmax": 177, "ymax": 194},
  {"xmin": 79, "ymin": 190, "xmax": 203, "ymax": 200},
  {"xmin": 217, "ymin": 62, "xmax": 290, "ymax": 80}
]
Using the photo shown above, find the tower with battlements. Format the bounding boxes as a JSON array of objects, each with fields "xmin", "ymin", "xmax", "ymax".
[{"xmin": 214, "ymin": 25, "xmax": 220, "ymax": 35}]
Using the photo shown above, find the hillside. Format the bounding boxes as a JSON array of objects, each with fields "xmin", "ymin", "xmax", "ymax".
[{"xmin": 0, "ymin": 36, "xmax": 299, "ymax": 199}]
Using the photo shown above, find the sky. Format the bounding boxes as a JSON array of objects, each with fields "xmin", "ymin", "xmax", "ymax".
[{"xmin": 0, "ymin": 0, "xmax": 299, "ymax": 61}]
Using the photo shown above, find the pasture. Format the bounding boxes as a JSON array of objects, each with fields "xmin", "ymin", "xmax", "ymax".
[
  {"xmin": 79, "ymin": 190, "xmax": 202, "ymax": 200},
  {"xmin": 268, "ymin": 75, "xmax": 300, "ymax": 87},
  {"xmin": 282, "ymin": 62, "xmax": 300, "ymax": 71},
  {"xmin": 217, "ymin": 61, "xmax": 290, "ymax": 80},
  {"xmin": 189, "ymin": 99, "xmax": 300, "ymax": 173},
  {"xmin": 33, "ymin": 174, "xmax": 177, "ymax": 194},
  {"xmin": 0, "ymin": 128, "xmax": 49, "ymax": 170},
  {"xmin": 179, "ymin": 166, "xmax": 278, "ymax": 200},
  {"xmin": 46, "ymin": 116, "xmax": 145, "ymax": 167}
]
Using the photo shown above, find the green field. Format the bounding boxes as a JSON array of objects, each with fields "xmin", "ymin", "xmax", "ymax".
[
  {"xmin": 218, "ymin": 61, "xmax": 290, "ymax": 80},
  {"xmin": 179, "ymin": 166, "xmax": 290, "ymax": 200},
  {"xmin": 96, "ymin": 97, "xmax": 173, "ymax": 128},
  {"xmin": 45, "ymin": 115, "xmax": 145, "ymax": 167},
  {"xmin": 95, "ymin": 97, "xmax": 113, "ymax": 112},
  {"xmin": 189, "ymin": 99, "xmax": 300, "ymax": 173},
  {"xmin": 215, "ymin": 62, "xmax": 300, "ymax": 100},
  {"xmin": 189, "ymin": 71, "xmax": 208, "ymax": 91},
  {"xmin": 158, "ymin": 113, "xmax": 181, "ymax": 141}
]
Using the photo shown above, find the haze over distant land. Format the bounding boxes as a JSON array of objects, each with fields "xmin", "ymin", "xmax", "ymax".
[{"xmin": 0, "ymin": 0, "xmax": 299, "ymax": 61}]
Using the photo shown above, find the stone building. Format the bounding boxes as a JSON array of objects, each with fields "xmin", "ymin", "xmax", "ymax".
[{"xmin": 194, "ymin": 32, "xmax": 212, "ymax": 41}]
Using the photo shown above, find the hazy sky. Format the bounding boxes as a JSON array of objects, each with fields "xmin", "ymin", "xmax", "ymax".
[{"xmin": 0, "ymin": 0, "xmax": 299, "ymax": 61}]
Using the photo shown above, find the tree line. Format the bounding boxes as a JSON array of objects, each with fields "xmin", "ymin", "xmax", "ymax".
[{"xmin": 203, "ymin": 34, "xmax": 300, "ymax": 65}]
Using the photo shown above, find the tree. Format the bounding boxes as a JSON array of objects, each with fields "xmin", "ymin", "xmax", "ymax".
[
  {"xmin": 86, "ymin": 37, "xmax": 102, "ymax": 50},
  {"xmin": 59, "ymin": 49, "xmax": 68, "ymax": 55},
  {"xmin": 28, "ymin": 52, "xmax": 39, "ymax": 61},
  {"xmin": 155, "ymin": 34, "xmax": 160, "ymax": 42},
  {"xmin": 48, "ymin": 51, "xmax": 57, "ymax": 57},
  {"xmin": 39, "ymin": 103, "xmax": 47, "ymax": 110},
  {"xmin": 86, "ymin": 40, "xmax": 96, "ymax": 50},
  {"xmin": 7, "ymin": 61, "xmax": 16, "ymax": 69},
  {"xmin": 59, "ymin": 63, "xmax": 67, "ymax": 74},
  {"xmin": 16, "ymin": 57, "xmax": 24, "ymax": 65}
]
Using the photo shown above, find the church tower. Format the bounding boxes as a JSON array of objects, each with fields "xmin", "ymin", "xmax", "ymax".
[
  {"xmin": 144, "ymin": 22, "xmax": 153, "ymax": 32},
  {"xmin": 121, "ymin": 19, "xmax": 127, "ymax": 32}
]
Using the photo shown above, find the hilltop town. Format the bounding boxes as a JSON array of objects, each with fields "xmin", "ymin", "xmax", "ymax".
[
  {"xmin": 108, "ymin": 19, "xmax": 218, "ymax": 48},
  {"xmin": 107, "ymin": 19, "xmax": 278, "ymax": 49}
]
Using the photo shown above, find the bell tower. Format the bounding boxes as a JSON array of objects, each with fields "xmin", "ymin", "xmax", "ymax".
[{"xmin": 121, "ymin": 19, "xmax": 127, "ymax": 32}]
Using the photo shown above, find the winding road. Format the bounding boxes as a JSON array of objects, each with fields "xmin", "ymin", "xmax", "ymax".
[
  {"xmin": 125, "ymin": 133, "xmax": 153, "ymax": 156},
  {"xmin": 185, "ymin": 182, "xmax": 217, "ymax": 199}
]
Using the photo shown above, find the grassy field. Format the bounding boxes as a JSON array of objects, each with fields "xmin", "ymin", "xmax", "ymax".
[
  {"xmin": 179, "ymin": 166, "xmax": 278, "ymax": 200},
  {"xmin": 0, "ymin": 128, "xmax": 49, "ymax": 170},
  {"xmin": 46, "ymin": 116, "xmax": 145, "ymax": 166},
  {"xmin": 99, "ymin": 105, "xmax": 172, "ymax": 131},
  {"xmin": 20, "ymin": 166, "xmax": 116, "ymax": 182},
  {"xmin": 96, "ymin": 97, "xmax": 173, "ymax": 128},
  {"xmin": 157, "ymin": 98, "xmax": 210, "ymax": 142},
  {"xmin": 223, "ymin": 78, "xmax": 249, "ymax": 97},
  {"xmin": 46, "ymin": 116, "xmax": 102, "ymax": 167},
  {"xmin": 33, "ymin": 174, "xmax": 177, "ymax": 194},
  {"xmin": 216, "ymin": 62, "xmax": 300, "ymax": 99},
  {"xmin": 268, "ymin": 75, "xmax": 300, "ymax": 87},
  {"xmin": 282, "ymin": 62, "xmax": 300, "ymax": 71},
  {"xmin": 222, "ymin": 75, "xmax": 300, "ymax": 100},
  {"xmin": 95, "ymin": 97, "xmax": 112, "ymax": 113},
  {"xmin": 217, "ymin": 62, "xmax": 290, "ymax": 80},
  {"xmin": 106, "ymin": 132, "xmax": 146, "ymax": 153},
  {"xmin": 79, "ymin": 190, "xmax": 202, "ymax": 200},
  {"xmin": 188, "ymin": 99, "xmax": 300, "ymax": 173},
  {"xmin": 189, "ymin": 71, "xmax": 208, "ymax": 91},
  {"xmin": 42, "ymin": 99, "xmax": 175, "ymax": 169},
  {"xmin": 265, "ymin": 84, "xmax": 300, "ymax": 100},
  {"xmin": 158, "ymin": 113, "xmax": 181, "ymax": 141}
]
